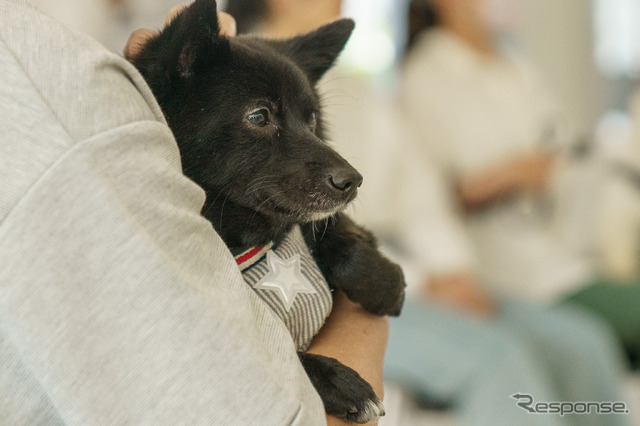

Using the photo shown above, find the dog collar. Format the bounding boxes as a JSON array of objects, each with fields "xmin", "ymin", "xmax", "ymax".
[{"xmin": 234, "ymin": 243, "xmax": 274, "ymax": 272}]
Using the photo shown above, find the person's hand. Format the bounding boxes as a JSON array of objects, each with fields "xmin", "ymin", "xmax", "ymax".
[
  {"xmin": 124, "ymin": 5, "xmax": 237, "ymax": 60},
  {"xmin": 457, "ymin": 152, "xmax": 556, "ymax": 208},
  {"xmin": 426, "ymin": 273, "xmax": 496, "ymax": 317},
  {"xmin": 509, "ymin": 152, "xmax": 555, "ymax": 193}
]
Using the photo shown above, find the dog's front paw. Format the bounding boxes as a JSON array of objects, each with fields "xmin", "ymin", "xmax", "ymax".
[
  {"xmin": 339, "ymin": 249, "xmax": 406, "ymax": 317},
  {"xmin": 299, "ymin": 353, "xmax": 385, "ymax": 424},
  {"xmin": 303, "ymin": 214, "xmax": 406, "ymax": 316}
]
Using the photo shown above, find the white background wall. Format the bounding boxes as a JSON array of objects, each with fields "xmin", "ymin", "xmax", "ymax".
[
  {"xmin": 515, "ymin": 0, "xmax": 605, "ymax": 136},
  {"xmin": 513, "ymin": 0, "xmax": 639, "ymax": 140}
]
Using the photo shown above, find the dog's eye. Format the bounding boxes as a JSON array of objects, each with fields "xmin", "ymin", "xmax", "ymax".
[
  {"xmin": 247, "ymin": 108, "xmax": 269, "ymax": 126},
  {"xmin": 309, "ymin": 111, "xmax": 317, "ymax": 131}
]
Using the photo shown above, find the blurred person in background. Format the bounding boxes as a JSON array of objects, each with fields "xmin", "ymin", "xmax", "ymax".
[
  {"xmin": 225, "ymin": 0, "xmax": 634, "ymax": 424},
  {"xmin": 381, "ymin": 0, "xmax": 636, "ymax": 423},
  {"xmin": 395, "ymin": 0, "xmax": 640, "ymax": 367}
]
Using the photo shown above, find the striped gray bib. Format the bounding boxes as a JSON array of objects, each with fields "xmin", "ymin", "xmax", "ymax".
[{"xmin": 234, "ymin": 226, "xmax": 333, "ymax": 351}]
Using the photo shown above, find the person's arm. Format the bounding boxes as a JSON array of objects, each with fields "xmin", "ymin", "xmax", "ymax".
[
  {"xmin": 0, "ymin": 3, "xmax": 326, "ymax": 424},
  {"xmin": 307, "ymin": 291, "xmax": 389, "ymax": 426},
  {"xmin": 457, "ymin": 152, "xmax": 556, "ymax": 209},
  {"xmin": 383, "ymin": 126, "xmax": 494, "ymax": 317},
  {"xmin": 426, "ymin": 272, "xmax": 496, "ymax": 316}
]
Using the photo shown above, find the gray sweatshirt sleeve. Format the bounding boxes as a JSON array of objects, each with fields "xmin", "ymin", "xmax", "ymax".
[{"xmin": 0, "ymin": 1, "xmax": 325, "ymax": 424}]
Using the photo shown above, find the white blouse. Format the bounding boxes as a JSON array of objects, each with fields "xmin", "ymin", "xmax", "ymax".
[{"xmin": 398, "ymin": 29, "xmax": 592, "ymax": 302}]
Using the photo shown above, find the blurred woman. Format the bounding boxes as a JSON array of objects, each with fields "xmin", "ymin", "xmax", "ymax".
[
  {"xmin": 378, "ymin": 1, "xmax": 639, "ymax": 424},
  {"xmin": 397, "ymin": 0, "xmax": 640, "ymax": 366}
]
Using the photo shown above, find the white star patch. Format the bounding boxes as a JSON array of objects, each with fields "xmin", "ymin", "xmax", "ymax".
[{"xmin": 254, "ymin": 251, "xmax": 318, "ymax": 312}]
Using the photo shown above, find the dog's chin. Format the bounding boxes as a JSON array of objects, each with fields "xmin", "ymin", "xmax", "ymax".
[
  {"xmin": 250, "ymin": 197, "xmax": 348, "ymax": 224},
  {"xmin": 303, "ymin": 208, "xmax": 343, "ymax": 223},
  {"xmin": 260, "ymin": 204, "xmax": 344, "ymax": 223},
  {"xmin": 250, "ymin": 189, "xmax": 353, "ymax": 223}
]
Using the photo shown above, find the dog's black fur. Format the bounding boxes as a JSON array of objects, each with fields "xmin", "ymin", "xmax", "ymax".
[{"xmin": 131, "ymin": 0, "xmax": 405, "ymax": 422}]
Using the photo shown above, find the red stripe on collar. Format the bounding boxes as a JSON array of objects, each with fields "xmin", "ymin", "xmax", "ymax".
[{"xmin": 235, "ymin": 243, "xmax": 274, "ymax": 271}]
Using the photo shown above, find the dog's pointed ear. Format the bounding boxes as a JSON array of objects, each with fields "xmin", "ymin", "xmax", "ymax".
[
  {"xmin": 167, "ymin": 0, "xmax": 229, "ymax": 77},
  {"xmin": 134, "ymin": 0, "xmax": 229, "ymax": 80},
  {"xmin": 274, "ymin": 19, "xmax": 355, "ymax": 84}
]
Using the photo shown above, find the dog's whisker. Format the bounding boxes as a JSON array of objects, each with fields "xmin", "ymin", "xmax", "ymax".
[
  {"xmin": 319, "ymin": 91, "xmax": 354, "ymax": 99},
  {"xmin": 202, "ymin": 191, "xmax": 224, "ymax": 218},
  {"xmin": 320, "ymin": 102, "xmax": 359, "ymax": 109},
  {"xmin": 316, "ymin": 75, "xmax": 351, "ymax": 90},
  {"xmin": 347, "ymin": 198, "xmax": 363, "ymax": 218},
  {"xmin": 319, "ymin": 90, "xmax": 357, "ymax": 99},
  {"xmin": 319, "ymin": 95, "xmax": 358, "ymax": 104},
  {"xmin": 246, "ymin": 176, "xmax": 280, "ymax": 195},
  {"xmin": 219, "ymin": 194, "xmax": 231, "ymax": 231},
  {"xmin": 247, "ymin": 182, "xmax": 279, "ymax": 196},
  {"xmin": 311, "ymin": 220, "xmax": 318, "ymax": 242},
  {"xmin": 319, "ymin": 217, "xmax": 330, "ymax": 241},
  {"xmin": 249, "ymin": 190, "xmax": 284, "ymax": 224},
  {"xmin": 320, "ymin": 97, "xmax": 357, "ymax": 105}
]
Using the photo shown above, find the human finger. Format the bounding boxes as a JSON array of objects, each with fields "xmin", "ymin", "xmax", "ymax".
[
  {"xmin": 218, "ymin": 11, "xmax": 237, "ymax": 36},
  {"xmin": 124, "ymin": 28, "xmax": 155, "ymax": 61},
  {"xmin": 126, "ymin": 5, "xmax": 235, "ymax": 61},
  {"xmin": 165, "ymin": 4, "xmax": 188, "ymax": 26}
]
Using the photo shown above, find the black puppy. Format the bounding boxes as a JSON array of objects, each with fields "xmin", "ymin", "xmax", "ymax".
[{"xmin": 131, "ymin": 0, "xmax": 405, "ymax": 422}]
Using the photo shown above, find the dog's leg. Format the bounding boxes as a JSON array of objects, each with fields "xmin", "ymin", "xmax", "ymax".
[
  {"xmin": 302, "ymin": 214, "xmax": 405, "ymax": 316},
  {"xmin": 298, "ymin": 352, "xmax": 384, "ymax": 423}
]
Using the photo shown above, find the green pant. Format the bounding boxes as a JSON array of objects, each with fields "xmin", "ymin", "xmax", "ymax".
[{"xmin": 564, "ymin": 279, "xmax": 640, "ymax": 363}]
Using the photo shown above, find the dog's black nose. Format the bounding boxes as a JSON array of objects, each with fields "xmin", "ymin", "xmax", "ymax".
[{"xmin": 328, "ymin": 168, "xmax": 363, "ymax": 194}]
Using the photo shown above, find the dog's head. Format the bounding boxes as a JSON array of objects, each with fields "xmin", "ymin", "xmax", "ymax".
[{"xmin": 132, "ymin": 0, "xmax": 359, "ymax": 225}]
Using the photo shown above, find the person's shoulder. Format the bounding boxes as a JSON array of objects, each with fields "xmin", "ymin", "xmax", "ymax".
[
  {"xmin": 500, "ymin": 42, "xmax": 547, "ymax": 87},
  {"xmin": 0, "ymin": 0, "xmax": 165, "ymax": 143},
  {"xmin": 0, "ymin": 0, "xmax": 172, "ymax": 226},
  {"xmin": 401, "ymin": 29, "xmax": 469, "ymax": 90},
  {"xmin": 405, "ymin": 29, "xmax": 468, "ymax": 65},
  {"xmin": 403, "ymin": 29, "xmax": 443, "ymax": 68}
]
